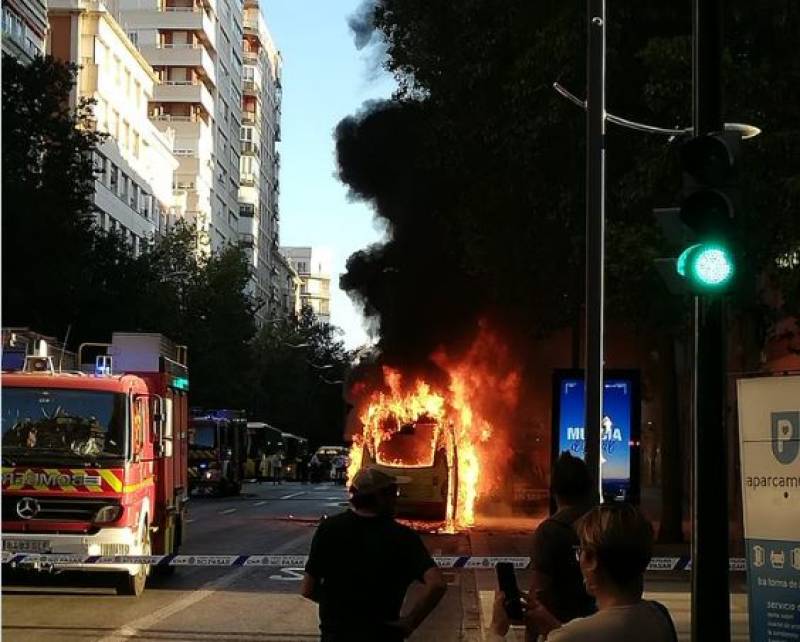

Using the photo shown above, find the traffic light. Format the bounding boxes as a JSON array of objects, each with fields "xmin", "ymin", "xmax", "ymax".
[
  {"xmin": 677, "ymin": 132, "xmax": 740, "ymax": 292},
  {"xmin": 654, "ymin": 132, "xmax": 741, "ymax": 295}
]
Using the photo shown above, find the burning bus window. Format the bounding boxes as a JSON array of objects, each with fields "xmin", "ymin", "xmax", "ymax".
[{"xmin": 375, "ymin": 420, "xmax": 438, "ymax": 468}]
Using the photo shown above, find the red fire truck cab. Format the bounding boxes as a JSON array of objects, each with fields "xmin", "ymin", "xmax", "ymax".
[{"xmin": 1, "ymin": 332, "xmax": 189, "ymax": 596}]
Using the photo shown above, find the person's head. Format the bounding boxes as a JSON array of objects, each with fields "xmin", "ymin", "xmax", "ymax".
[
  {"xmin": 349, "ymin": 467, "xmax": 405, "ymax": 517},
  {"xmin": 551, "ymin": 451, "xmax": 593, "ymax": 507},
  {"xmin": 576, "ymin": 503, "xmax": 654, "ymax": 599}
]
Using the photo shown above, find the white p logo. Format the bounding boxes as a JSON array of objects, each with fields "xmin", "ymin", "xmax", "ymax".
[{"xmin": 771, "ymin": 412, "xmax": 800, "ymax": 464}]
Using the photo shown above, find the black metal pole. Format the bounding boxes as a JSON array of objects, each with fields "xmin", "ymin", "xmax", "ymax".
[
  {"xmin": 691, "ymin": 0, "xmax": 730, "ymax": 640},
  {"xmin": 584, "ymin": 0, "xmax": 605, "ymax": 503}
]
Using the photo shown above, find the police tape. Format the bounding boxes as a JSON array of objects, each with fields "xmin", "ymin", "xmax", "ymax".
[{"xmin": 0, "ymin": 552, "xmax": 747, "ymax": 571}]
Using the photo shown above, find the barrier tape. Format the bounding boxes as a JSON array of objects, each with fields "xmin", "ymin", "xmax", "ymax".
[{"xmin": 0, "ymin": 552, "xmax": 746, "ymax": 571}]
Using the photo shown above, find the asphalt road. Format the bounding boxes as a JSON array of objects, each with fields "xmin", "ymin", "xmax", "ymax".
[{"xmin": 2, "ymin": 483, "xmax": 749, "ymax": 641}]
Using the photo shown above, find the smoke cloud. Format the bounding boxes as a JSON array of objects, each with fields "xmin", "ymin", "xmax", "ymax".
[
  {"xmin": 336, "ymin": 100, "xmax": 486, "ymax": 371},
  {"xmin": 348, "ymin": 0, "xmax": 380, "ymax": 50}
]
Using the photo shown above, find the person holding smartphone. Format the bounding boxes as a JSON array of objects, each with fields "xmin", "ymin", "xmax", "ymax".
[
  {"xmin": 527, "ymin": 452, "xmax": 597, "ymax": 638},
  {"xmin": 490, "ymin": 503, "xmax": 677, "ymax": 642}
]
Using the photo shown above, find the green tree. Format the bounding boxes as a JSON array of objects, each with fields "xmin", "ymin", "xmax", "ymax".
[
  {"xmin": 1, "ymin": 54, "xmax": 105, "ymax": 337},
  {"xmin": 250, "ymin": 307, "xmax": 349, "ymax": 448}
]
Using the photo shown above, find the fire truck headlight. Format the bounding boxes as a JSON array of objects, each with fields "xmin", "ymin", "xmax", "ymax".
[{"xmin": 93, "ymin": 505, "xmax": 123, "ymax": 524}]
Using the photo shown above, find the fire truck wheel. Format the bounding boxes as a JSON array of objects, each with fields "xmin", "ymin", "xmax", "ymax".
[
  {"xmin": 153, "ymin": 521, "xmax": 178, "ymax": 577},
  {"xmin": 117, "ymin": 522, "xmax": 150, "ymax": 596}
]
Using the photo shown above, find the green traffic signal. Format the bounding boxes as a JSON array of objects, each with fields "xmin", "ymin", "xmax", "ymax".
[{"xmin": 676, "ymin": 243, "xmax": 735, "ymax": 291}]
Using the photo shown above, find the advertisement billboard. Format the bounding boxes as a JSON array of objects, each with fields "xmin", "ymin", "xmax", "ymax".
[
  {"xmin": 552, "ymin": 370, "xmax": 641, "ymax": 503},
  {"xmin": 737, "ymin": 376, "xmax": 800, "ymax": 642}
]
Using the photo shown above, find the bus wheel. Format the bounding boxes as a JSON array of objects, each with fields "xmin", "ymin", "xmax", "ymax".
[{"xmin": 117, "ymin": 524, "xmax": 150, "ymax": 596}]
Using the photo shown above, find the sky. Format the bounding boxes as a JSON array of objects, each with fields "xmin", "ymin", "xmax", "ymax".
[{"xmin": 262, "ymin": 0, "xmax": 395, "ymax": 349}]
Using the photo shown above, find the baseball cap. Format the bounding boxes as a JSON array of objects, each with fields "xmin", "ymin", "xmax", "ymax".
[{"xmin": 350, "ymin": 467, "xmax": 411, "ymax": 495}]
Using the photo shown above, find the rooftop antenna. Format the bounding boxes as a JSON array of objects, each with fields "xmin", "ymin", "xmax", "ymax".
[{"xmin": 59, "ymin": 324, "xmax": 72, "ymax": 372}]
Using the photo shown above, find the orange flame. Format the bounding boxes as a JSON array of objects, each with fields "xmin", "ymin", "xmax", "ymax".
[{"xmin": 347, "ymin": 326, "xmax": 520, "ymax": 531}]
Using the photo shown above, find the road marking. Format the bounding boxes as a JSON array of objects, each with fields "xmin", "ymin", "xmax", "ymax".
[
  {"xmin": 279, "ymin": 492, "xmax": 306, "ymax": 500},
  {"xmin": 97, "ymin": 531, "xmax": 312, "ymax": 642},
  {"xmin": 253, "ymin": 500, "xmax": 267, "ymax": 507},
  {"xmin": 220, "ymin": 508, "xmax": 237, "ymax": 515}
]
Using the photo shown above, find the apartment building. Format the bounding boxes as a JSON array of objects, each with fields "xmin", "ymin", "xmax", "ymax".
[
  {"xmin": 238, "ymin": 0, "xmax": 282, "ymax": 324},
  {"xmin": 119, "ymin": 0, "xmax": 242, "ymax": 253},
  {"xmin": 281, "ymin": 247, "xmax": 332, "ymax": 323},
  {"xmin": 48, "ymin": 0, "xmax": 180, "ymax": 253},
  {"xmin": 2, "ymin": 0, "xmax": 48, "ymax": 62},
  {"xmin": 274, "ymin": 250, "xmax": 300, "ymax": 318}
]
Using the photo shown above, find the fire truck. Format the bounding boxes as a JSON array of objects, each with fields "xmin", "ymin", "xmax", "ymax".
[
  {"xmin": 188, "ymin": 409, "xmax": 247, "ymax": 496},
  {"xmin": 1, "ymin": 331, "xmax": 189, "ymax": 596}
]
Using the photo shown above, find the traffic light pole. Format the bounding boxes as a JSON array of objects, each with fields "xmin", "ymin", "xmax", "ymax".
[
  {"xmin": 691, "ymin": 0, "xmax": 731, "ymax": 640},
  {"xmin": 584, "ymin": 0, "xmax": 605, "ymax": 504}
]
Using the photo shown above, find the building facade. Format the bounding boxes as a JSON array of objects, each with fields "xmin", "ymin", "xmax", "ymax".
[
  {"xmin": 48, "ymin": 0, "xmax": 180, "ymax": 254},
  {"xmin": 274, "ymin": 250, "xmax": 300, "ymax": 318},
  {"xmin": 2, "ymin": 0, "xmax": 48, "ymax": 62},
  {"xmin": 281, "ymin": 247, "xmax": 331, "ymax": 323},
  {"xmin": 238, "ymin": 0, "xmax": 282, "ymax": 324},
  {"xmin": 119, "ymin": 0, "xmax": 242, "ymax": 253}
]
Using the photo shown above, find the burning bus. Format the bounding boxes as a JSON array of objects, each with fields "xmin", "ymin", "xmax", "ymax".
[
  {"xmin": 345, "ymin": 328, "xmax": 530, "ymax": 530},
  {"xmin": 356, "ymin": 418, "xmax": 456, "ymax": 521}
]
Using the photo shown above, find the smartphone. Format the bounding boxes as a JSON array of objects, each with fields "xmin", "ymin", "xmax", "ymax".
[{"xmin": 495, "ymin": 562, "xmax": 524, "ymax": 620}]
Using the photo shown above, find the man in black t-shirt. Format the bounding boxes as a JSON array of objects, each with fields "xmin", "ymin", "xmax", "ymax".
[
  {"xmin": 301, "ymin": 467, "xmax": 447, "ymax": 642},
  {"xmin": 525, "ymin": 452, "xmax": 596, "ymax": 640}
]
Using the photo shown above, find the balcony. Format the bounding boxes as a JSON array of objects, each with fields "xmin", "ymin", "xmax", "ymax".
[
  {"xmin": 243, "ymin": 16, "xmax": 259, "ymax": 35},
  {"xmin": 239, "ymin": 203, "xmax": 255, "ymax": 217},
  {"xmin": 131, "ymin": 6, "xmax": 216, "ymax": 51},
  {"xmin": 240, "ymin": 172, "xmax": 257, "ymax": 187},
  {"xmin": 241, "ymin": 141, "xmax": 259, "ymax": 156},
  {"xmin": 239, "ymin": 233, "xmax": 255, "ymax": 248},
  {"xmin": 154, "ymin": 81, "xmax": 214, "ymax": 117},
  {"xmin": 274, "ymin": 122, "xmax": 281, "ymax": 141},
  {"xmin": 242, "ymin": 110, "xmax": 260, "ymax": 127},
  {"xmin": 139, "ymin": 43, "xmax": 216, "ymax": 87},
  {"xmin": 243, "ymin": 51, "xmax": 259, "ymax": 66},
  {"xmin": 243, "ymin": 79, "xmax": 260, "ymax": 98}
]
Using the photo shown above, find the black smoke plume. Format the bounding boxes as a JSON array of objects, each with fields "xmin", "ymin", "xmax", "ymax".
[{"xmin": 336, "ymin": 101, "xmax": 495, "ymax": 374}]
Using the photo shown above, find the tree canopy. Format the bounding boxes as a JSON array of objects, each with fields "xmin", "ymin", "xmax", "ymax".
[{"xmin": 337, "ymin": 1, "xmax": 800, "ymax": 361}]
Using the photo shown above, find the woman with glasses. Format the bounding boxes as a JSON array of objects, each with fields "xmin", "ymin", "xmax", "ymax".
[{"xmin": 491, "ymin": 503, "xmax": 677, "ymax": 641}]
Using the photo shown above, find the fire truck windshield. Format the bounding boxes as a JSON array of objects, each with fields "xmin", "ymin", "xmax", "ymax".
[
  {"xmin": 190, "ymin": 422, "xmax": 217, "ymax": 449},
  {"xmin": 1, "ymin": 387, "xmax": 128, "ymax": 462}
]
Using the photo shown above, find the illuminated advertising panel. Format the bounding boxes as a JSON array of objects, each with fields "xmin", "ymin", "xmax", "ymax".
[{"xmin": 552, "ymin": 370, "xmax": 641, "ymax": 503}]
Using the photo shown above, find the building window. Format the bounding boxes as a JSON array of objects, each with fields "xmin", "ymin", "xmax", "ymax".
[
  {"xmin": 109, "ymin": 163, "xmax": 119, "ymax": 193},
  {"xmin": 92, "ymin": 151, "xmax": 105, "ymax": 177},
  {"xmin": 131, "ymin": 183, "xmax": 139, "ymax": 210},
  {"xmin": 142, "ymin": 192, "xmax": 151, "ymax": 218},
  {"xmin": 120, "ymin": 173, "xmax": 129, "ymax": 200},
  {"xmin": 296, "ymin": 261, "xmax": 307, "ymax": 274},
  {"xmin": 127, "ymin": 31, "xmax": 138, "ymax": 47}
]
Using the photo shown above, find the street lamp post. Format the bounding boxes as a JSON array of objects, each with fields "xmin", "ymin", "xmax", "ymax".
[{"xmin": 584, "ymin": 0, "xmax": 606, "ymax": 504}]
